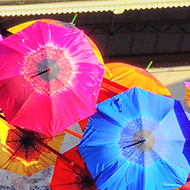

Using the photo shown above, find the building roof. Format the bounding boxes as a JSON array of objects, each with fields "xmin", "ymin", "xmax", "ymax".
[
  {"xmin": 0, "ymin": 2, "xmax": 190, "ymax": 68},
  {"xmin": 0, "ymin": 0, "xmax": 190, "ymax": 16}
]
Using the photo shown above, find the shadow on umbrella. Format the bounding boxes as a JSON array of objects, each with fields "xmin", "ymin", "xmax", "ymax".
[{"xmin": 0, "ymin": 115, "xmax": 65, "ymax": 176}]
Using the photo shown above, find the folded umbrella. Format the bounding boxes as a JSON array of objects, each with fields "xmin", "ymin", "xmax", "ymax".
[{"xmin": 79, "ymin": 87, "xmax": 190, "ymax": 190}]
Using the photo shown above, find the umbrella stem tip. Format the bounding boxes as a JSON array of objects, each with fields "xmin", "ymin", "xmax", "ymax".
[{"xmin": 142, "ymin": 138, "xmax": 147, "ymax": 143}]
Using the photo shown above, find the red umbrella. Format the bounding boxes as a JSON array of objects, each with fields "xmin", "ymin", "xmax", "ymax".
[{"xmin": 50, "ymin": 145, "xmax": 97, "ymax": 190}]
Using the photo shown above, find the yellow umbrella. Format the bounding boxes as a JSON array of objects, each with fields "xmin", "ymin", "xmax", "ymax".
[{"xmin": 0, "ymin": 116, "xmax": 65, "ymax": 176}]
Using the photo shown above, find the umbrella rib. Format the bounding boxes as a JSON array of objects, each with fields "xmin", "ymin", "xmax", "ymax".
[
  {"xmin": 46, "ymin": 133, "xmax": 64, "ymax": 138},
  {"xmin": 0, "ymin": 113, "xmax": 6, "ymax": 121},
  {"xmin": 15, "ymin": 127, "xmax": 86, "ymax": 176},
  {"xmin": 97, "ymin": 108, "xmax": 141, "ymax": 135},
  {"xmin": 38, "ymin": 133, "xmax": 65, "ymax": 141},
  {"xmin": 31, "ymin": 146, "xmax": 57, "ymax": 164},
  {"xmin": 66, "ymin": 80, "xmax": 95, "ymax": 112},
  {"xmin": 149, "ymin": 109, "xmax": 173, "ymax": 134},
  {"xmin": 5, "ymin": 87, "xmax": 35, "ymax": 124},
  {"xmin": 38, "ymin": 129, "xmax": 81, "ymax": 140},
  {"xmin": 9, "ymin": 128, "xmax": 24, "ymax": 139},
  {"xmin": 124, "ymin": 143, "xmax": 143, "ymax": 160},
  {"xmin": 6, "ymin": 140, "xmax": 22, "ymax": 143},
  {"xmin": 101, "ymin": 79, "xmax": 125, "ymax": 94},
  {"xmin": 51, "ymin": 182, "xmax": 79, "ymax": 187},
  {"xmin": 0, "ymin": 143, "xmax": 24, "ymax": 168},
  {"xmin": 38, "ymin": 136, "xmax": 52, "ymax": 141},
  {"xmin": 0, "ymin": 76, "xmax": 20, "ymax": 90},
  {"xmin": 51, "ymin": 181, "xmax": 96, "ymax": 189},
  {"xmin": 48, "ymin": 78, "xmax": 90, "ymax": 134},
  {"xmin": 24, "ymin": 144, "xmax": 28, "ymax": 161}
]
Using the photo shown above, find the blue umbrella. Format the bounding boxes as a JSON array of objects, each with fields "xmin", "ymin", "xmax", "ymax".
[{"xmin": 78, "ymin": 87, "xmax": 190, "ymax": 190}]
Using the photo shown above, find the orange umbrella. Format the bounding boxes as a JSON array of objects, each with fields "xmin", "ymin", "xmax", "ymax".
[
  {"xmin": 0, "ymin": 116, "xmax": 65, "ymax": 176},
  {"xmin": 101, "ymin": 62, "xmax": 171, "ymax": 99},
  {"xmin": 79, "ymin": 62, "xmax": 171, "ymax": 131}
]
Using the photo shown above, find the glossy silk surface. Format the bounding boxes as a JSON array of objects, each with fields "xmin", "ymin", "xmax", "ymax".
[
  {"xmin": 79, "ymin": 87, "xmax": 190, "ymax": 190},
  {"xmin": 100, "ymin": 62, "xmax": 171, "ymax": 101},
  {"xmin": 0, "ymin": 21, "xmax": 104, "ymax": 136},
  {"xmin": 0, "ymin": 117, "xmax": 65, "ymax": 176},
  {"xmin": 7, "ymin": 18, "xmax": 105, "ymax": 71}
]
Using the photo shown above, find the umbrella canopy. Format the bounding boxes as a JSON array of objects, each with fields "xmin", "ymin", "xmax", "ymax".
[
  {"xmin": 183, "ymin": 81, "xmax": 190, "ymax": 107},
  {"xmin": 78, "ymin": 87, "xmax": 190, "ymax": 190},
  {"xmin": 7, "ymin": 18, "xmax": 105, "ymax": 69},
  {"xmin": 50, "ymin": 145, "xmax": 97, "ymax": 190},
  {"xmin": 0, "ymin": 116, "xmax": 65, "ymax": 176},
  {"xmin": 0, "ymin": 20, "xmax": 104, "ymax": 136},
  {"xmin": 98, "ymin": 62, "xmax": 171, "ymax": 102}
]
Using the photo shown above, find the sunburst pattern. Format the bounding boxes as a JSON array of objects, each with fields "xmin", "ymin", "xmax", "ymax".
[{"xmin": 22, "ymin": 46, "xmax": 73, "ymax": 95}]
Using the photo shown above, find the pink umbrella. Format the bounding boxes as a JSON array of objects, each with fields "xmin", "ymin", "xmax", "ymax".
[{"xmin": 0, "ymin": 21, "xmax": 104, "ymax": 136}]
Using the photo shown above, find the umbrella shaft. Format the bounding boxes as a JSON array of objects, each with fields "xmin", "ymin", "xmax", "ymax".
[
  {"xmin": 31, "ymin": 68, "xmax": 50, "ymax": 78},
  {"xmin": 123, "ymin": 139, "xmax": 146, "ymax": 149}
]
